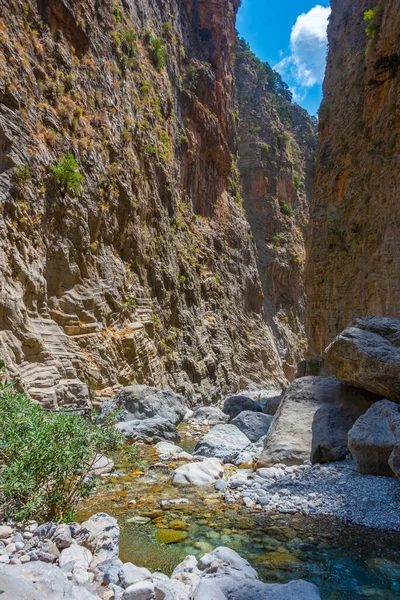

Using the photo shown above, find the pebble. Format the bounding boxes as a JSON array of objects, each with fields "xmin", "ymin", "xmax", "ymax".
[
  {"xmin": 214, "ymin": 480, "xmax": 228, "ymax": 491},
  {"xmin": 228, "ymin": 459, "xmax": 400, "ymax": 530}
]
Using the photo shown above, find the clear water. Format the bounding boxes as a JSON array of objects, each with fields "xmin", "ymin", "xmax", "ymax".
[{"xmin": 77, "ymin": 428, "xmax": 400, "ymax": 599}]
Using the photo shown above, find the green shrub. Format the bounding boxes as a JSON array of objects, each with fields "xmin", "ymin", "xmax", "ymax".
[
  {"xmin": 12, "ymin": 165, "xmax": 32, "ymax": 186},
  {"xmin": 293, "ymin": 173, "xmax": 301, "ymax": 190},
  {"xmin": 279, "ymin": 200, "xmax": 294, "ymax": 217},
  {"xmin": 150, "ymin": 37, "xmax": 166, "ymax": 71},
  {"xmin": 0, "ymin": 371, "xmax": 126, "ymax": 521},
  {"xmin": 364, "ymin": 7, "xmax": 382, "ymax": 38},
  {"xmin": 113, "ymin": 6, "xmax": 121, "ymax": 23},
  {"xmin": 52, "ymin": 153, "xmax": 84, "ymax": 195}
]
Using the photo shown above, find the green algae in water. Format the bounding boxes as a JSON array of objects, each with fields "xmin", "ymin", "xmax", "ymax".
[{"xmin": 77, "ymin": 431, "xmax": 400, "ymax": 599}]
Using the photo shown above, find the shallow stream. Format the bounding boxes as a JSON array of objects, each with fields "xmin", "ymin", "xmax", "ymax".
[{"xmin": 78, "ymin": 425, "xmax": 400, "ymax": 599}]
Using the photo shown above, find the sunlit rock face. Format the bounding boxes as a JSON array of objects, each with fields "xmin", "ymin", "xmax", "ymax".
[
  {"xmin": 0, "ymin": 0, "xmax": 286, "ymax": 407},
  {"xmin": 306, "ymin": 0, "xmax": 400, "ymax": 360},
  {"xmin": 235, "ymin": 38, "xmax": 317, "ymax": 379}
]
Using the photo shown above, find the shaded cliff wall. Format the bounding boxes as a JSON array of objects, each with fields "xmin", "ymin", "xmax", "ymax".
[
  {"xmin": 0, "ymin": 0, "xmax": 285, "ymax": 407},
  {"xmin": 306, "ymin": 0, "xmax": 400, "ymax": 358},
  {"xmin": 235, "ymin": 40, "xmax": 317, "ymax": 379}
]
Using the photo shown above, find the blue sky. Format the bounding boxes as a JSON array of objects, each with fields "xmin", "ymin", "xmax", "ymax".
[{"xmin": 236, "ymin": 0, "xmax": 331, "ymax": 115}]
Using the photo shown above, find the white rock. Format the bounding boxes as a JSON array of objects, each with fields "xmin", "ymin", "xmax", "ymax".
[
  {"xmin": 0, "ymin": 527, "xmax": 13, "ymax": 540},
  {"xmin": 120, "ymin": 563, "xmax": 152, "ymax": 589},
  {"xmin": 122, "ymin": 580, "xmax": 155, "ymax": 600},
  {"xmin": 59, "ymin": 545, "xmax": 92, "ymax": 570},
  {"xmin": 172, "ymin": 459, "xmax": 224, "ymax": 486}
]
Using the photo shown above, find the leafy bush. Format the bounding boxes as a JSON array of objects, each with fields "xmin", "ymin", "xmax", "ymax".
[
  {"xmin": 293, "ymin": 173, "xmax": 301, "ymax": 190},
  {"xmin": 364, "ymin": 7, "xmax": 382, "ymax": 38},
  {"xmin": 0, "ymin": 371, "xmax": 126, "ymax": 521},
  {"xmin": 279, "ymin": 200, "xmax": 294, "ymax": 217},
  {"xmin": 150, "ymin": 37, "xmax": 166, "ymax": 71},
  {"xmin": 52, "ymin": 153, "xmax": 84, "ymax": 195},
  {"xmin": 12, "ymin": 165, "xmax": 32, "ymax": 186}
]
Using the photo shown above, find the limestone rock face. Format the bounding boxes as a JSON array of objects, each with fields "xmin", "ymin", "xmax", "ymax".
[
  {"xmin": 0, "ymin": 0, "xmax": 286, "ymax": 408},
  {"xmin": 306, "ymin": 0, "xmax": 400, "ymax": 358},
  {"xmin": 235, "ymin": 39, "xmax": 317, "ymax": 379},
  {"xmin": 325, "ymin": 317, "xmax": 400, "ymax": 402},
  {"xmin": 257, "ymin": 376, "xmax": 378, "ymax": 467},
  {"xmin": 348, "ymin": 399, "xmax": 400, "ymax": 476}
]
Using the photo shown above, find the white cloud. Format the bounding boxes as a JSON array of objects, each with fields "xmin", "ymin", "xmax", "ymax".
[{"xmin": 275, "ymin": 5, "xmax": 330, "ymax": 98}]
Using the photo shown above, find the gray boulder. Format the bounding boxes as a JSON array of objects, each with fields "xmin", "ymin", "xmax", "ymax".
[
  {"xmin": 0, "ymin": 561, "xmax": 101, "ymax": 599},
  {"xmin": 261, "ymin": 395, "xmax": 282, "ymax": 416},
  {"xmin": 193, "ymin": 425, "xmax": 251, "ymax": 462},
  {"xmin": 95, "ymin": 557, "xmax": 123, "ymax": 585},
  {"xmin": 231, "ymin": 411, "xmax": 273, "ymax": 442},
  {"xmin": 51, "ymin": 524, "xmax": 74, "ymax": 550},
  {"xmin": 190, "ymin": 406, "xmax": 230, "ymax": 425},
  {"xmin": 172, "ymin": 458, "xmax": 224, "ymax": 486},
  {"xmin": 389, "ymin": 446, "xmax": 400, "ymax": 478},
  {"xmin": 74, "ymin": 513, "xmax": 119, "ymax": 568},
  {"xmin": 325, "ymin": 316, "xmax": 400, "ymax": 402},
  {"xmin": 258, "ymin": 377, "xmax": 377, "ymax": 467},
  {"xmin": 122, "ymin": 580, "xmax": 155, "ymax": 600},
  {"xmin": 348, "ymin": 399, "xmax": 400, "ymax": 476},
  {"xmin": 117, "ymin": 417, "xmax": 180, "ymax": 443},
  {"xmin": 120, "ymin": 562, "xmax": 152, "ymax": 589},
  {"xmin": 209, "ymin": 577, "xmax": 321, "ymax": 600},
  {"xmin": 101, "ymin": 385, "xmax": 186, "ymax": 425},
  {"xmin": 222, "ymin": 396, "xmax": 263, "ymax": 420},
  {"xmin": 195, "ymin": 547, "xmax": 321, "ymax": 600}
]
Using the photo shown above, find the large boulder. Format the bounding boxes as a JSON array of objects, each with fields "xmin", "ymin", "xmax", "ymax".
[
  {"xmin": 0, "ymin": 562, "xmax": 101, "ymax": 599},
  {"xmin": 117, "ymin": 417, "xmax": 180, "ymax": 443},
  {"xmin": 190, "ymin": 406, "xmax": 230, "ymax": 425},
  {"xmin": 101, "ymin": 385, "xmax": 186, "ymax": 426},
  {"xmin": 172, "ymin": 458, "xmax": 224, "ymax": 486},
  {"xmin": 192, "ymin": 547, "xmax": 321, "ymax": 600},
  {"xmin": 74, "ymin": 513, "xmax": 119, "ymax": 568},
  {"xmin": 193, "ymin": 424, "xmax": 251, "ymax": 463},
  {"xmin": 324, "ymin": 316, "xmax": 400, "ymax": 402},
  {"xmin": 261, "ymin": 395, "xmax": 282, "ymax": 416},
  {"xmin": 257, "ymin": 377, "xmax": 378, "ymax": 467},
  {"xmin": 222, "ymin": 395, "xmax": 263, "ymax": 420},
  {"xmin": 348, "ymin": 399, "xmax": 400, "ymax": 476},
  {"xmin": 231, "ymin": 411, "xmax": 273, "ymax": 442}
]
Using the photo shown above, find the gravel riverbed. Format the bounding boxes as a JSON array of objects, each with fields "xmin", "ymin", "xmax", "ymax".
[{"xmin": 224, "ymin": 458, "xmax": 400, "ymax": 531}]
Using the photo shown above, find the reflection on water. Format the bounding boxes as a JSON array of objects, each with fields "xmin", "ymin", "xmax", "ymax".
[{"xmin": 77, "ymin": 432, "xmax": 400, "ymax": 600}]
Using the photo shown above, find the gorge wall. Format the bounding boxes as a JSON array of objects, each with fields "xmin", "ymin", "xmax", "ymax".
[
  {"xmin": 235, "ymin": 40, "xmax": 317, "ymax": 379},
  {"xmin": 306, "ymin": 0, "xmax": 400, "ymax": 359},
  {"xmin": 0, "ymin": 0, "xmax": 292, "ymax": 407}
]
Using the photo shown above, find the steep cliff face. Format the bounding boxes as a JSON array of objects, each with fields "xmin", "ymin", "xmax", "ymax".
[
  {"xmin": 235, "ymin": 40, "xmax": 317, "ymax": 379},
  {"xmin": 0, "ymin": 0, "xmax": 285, "ymax": 407},
  {"xmin": 306, "ymin": 0, "xmax": 400, "ymax": 359}
]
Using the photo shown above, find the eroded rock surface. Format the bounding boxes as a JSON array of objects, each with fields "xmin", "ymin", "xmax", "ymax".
[
  {"xmin": 306, "ymin": 0, "xmax": 400, "ymax": 358},
  {"xmin": 235, "ymin": 39, "xmax": 317, "ymax": 379},
  {"xmin": 0, "ymin": 0, "xmax": 286, "ymax": 408},
  {"xmin": 348, "ymin": 399, "xmax": 400, "ymax": 476},
  {"xmin": 193, "ymin": 424, "xmax": 251, "ymax": 463},
  {"xmin": 258, "ymin": 376, "xmax": 378, "ymax": 467},
  {"xmin": 325, "ymin": 317, "xmax": 400, "ymax": 402}
]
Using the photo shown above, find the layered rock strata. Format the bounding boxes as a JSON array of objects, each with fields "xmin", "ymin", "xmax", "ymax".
[
  {"xmin": 0, "ymin": 0, "xmax": 286, "ymax": 406},
  {"xmin": 235, "ymin": 39, "xmax": 317, "ymax": 378},
  {"xmin": 306, "ymin": 0, "xmax": 400, "ymax": 358}
]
